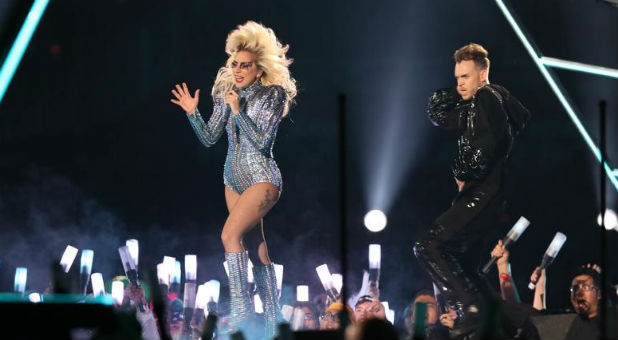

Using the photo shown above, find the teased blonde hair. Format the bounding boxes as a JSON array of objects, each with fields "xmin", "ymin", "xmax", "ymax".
[{"xmin": 212, "ymin": 21, "xmax": 297, "ymax": 116}]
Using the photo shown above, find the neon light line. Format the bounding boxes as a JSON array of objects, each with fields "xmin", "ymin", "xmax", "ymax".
[
  {"xmin": 495, "ymin": 0, "xmax": 618, "ymax": 191},
  {"xmin": 0, "ymin": 0, "xmax": 50, "ymax": 104},
  {"xmin": 541, "ymin": 57, "xmax": 618, "ymax": 79}
]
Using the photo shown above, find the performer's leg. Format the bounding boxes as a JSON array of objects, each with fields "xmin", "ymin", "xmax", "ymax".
[
  {"xmin": 415, "ymin": 186, "xmax": 503, "ymax": 305},
  {"xmin": 225, "ymin": 184, "xmax": 281, "ymax": 338},
  {"xmin": 244, "ymin": 219, "xmax": 271, "ymax": 264},
  {"xmin": 221, "ymin": 183, "xmax": 278, "ymax": 253},
  {"xmin": 221, "ymin": 184, "xmax": 278, "ymax": 333},
  {"xmin": 225, "ymin": 186, "xmax": 241, "ymax": 213},
  {"xmin": 226, "ymin": 186, "xmax": 270, "ymax": 264},
  {"xmin": 415, "ymin": 185, "xmax": 504, "ymax": 338}
]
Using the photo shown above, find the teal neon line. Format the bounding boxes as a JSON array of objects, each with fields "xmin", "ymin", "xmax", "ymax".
[
  {"xmin": 495, "ymin": 0, "xmax": 618, "ymax": 191},
  {"xmin": 541, "ymin": 57, "xmax": 618, "ymax": 79},
  {"xmin": 0, "ymin": 0, "xmax": 50, "ymax": 104}
]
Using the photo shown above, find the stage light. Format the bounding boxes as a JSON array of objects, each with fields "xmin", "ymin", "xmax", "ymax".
[
  {"xmin": 60, "ymin": 245, "xmax": 78, "ymax": 273},
  {"xmin": 0, "ymin": 0, "xmax": 50, "ymax": 104},
  {"xmin": 14, "ymin": 267, "xmax": 27, "ymax": 293},
  {"xmin": 247, "ymin": 259, "xmax": 254, "ymax": 284},
  {"xmin": 91, "ymin": 273, "xmax": 105, "ymax": 296},
  {"xmin": 184, "ymin": 255, "xmax": 197, "ymax": 281},
  {"xmin": 369, "ymin": 244, "xmax": 381, "ymax": 269},
  {"xmin": 528, "ymin": 232, "xmax": 567, "ymax": 289},
  {"xmin": 274, "ymin": 264, "xmax": 283, "ymax": 295},
  {"xmin": 222, "ymin": 261, "xmax": 229, "ymax": 277},
  {"xmin": 386, "ymin": 309, "xmax": 395, "ymax": 324},
  {"xmin": 316, "ymin": 264, "xmax": 338, "ymax": 301},
  {"xmin": 296, "ymin": 285, "xmax": 309, "ymax": 302},
  {"xmin": 157, "ymin": 263, "xmax": 169, "ymax": 286},
  {"xmin": 204, "ymin": 280, "xmax": 220, "ymax": 304},
  {"xmin": 195, "ymin": 284, "xmax": 208, "ymax": 310},
  {"xmin": 28, "ymin": 292, "xmax": 41, "ymax": 303},
  {"xmin": 364, "ymin": 210, "xmax": 387, "ymax": 232},
  {"xmin": 281, "ymin": 305, "xmax": 294, "ymax": 322},
  {"xmin": 163, "ymin": 256, "xmax": 175, "ymax": 279},
  {"xmin": 316, "ymin": 264, "xmax": 334, "ymax": 291},
  {"xmin": 482, "ymin": 217, "xmax": 531, "ymax": 273},
  {"xmin": 171, "ymin": 260, "xmax": 181, "ymax": 285},
  {"xmin": 540, "ymin": 57, "xmax": 618, "ymax": 79},
  {"xmin": 254, "ymin": 294, "xmax": 263, "ymax": 313},
  {"xmin": 495, "ymin": 0, "xmax": 618, "ymax": 192},
  {"xmin": 597, "ymin": 209, "xmax": 618, "ymax": 230},
  {"xmin": 80, "ymin": 249, "xmax": 94, "ymax": 276},
  {"xmin": 291, "ymin": 307, "xmax": 305, "ymax": 330},
  {"xmin": 545, "ymin": 232, "xmax": 567, "ymax": 258},
  {"xmin": 125, "ymin": 239, "xmax": 139, "ymax": 267},
  {"xmin": 111, "ymin": 281, "xmax": 124, "ymax": 305},
  {"xmin": 331, "ymin": 273, "xmax": 343, "ymax": 294}
]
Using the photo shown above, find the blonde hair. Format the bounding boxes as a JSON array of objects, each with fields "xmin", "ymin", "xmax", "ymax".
[
  {"xmin": 454, "ymin": 43, "xmax": 490, "ymax": 70},
  {"xmin": 212, "ymin": 21, "xmax": 297, "ymax": 116}
]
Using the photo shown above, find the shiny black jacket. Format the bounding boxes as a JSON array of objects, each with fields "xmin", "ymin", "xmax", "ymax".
[{"xmin": 427, "ymin": 84, "xmax": 530, "ymax": 182}]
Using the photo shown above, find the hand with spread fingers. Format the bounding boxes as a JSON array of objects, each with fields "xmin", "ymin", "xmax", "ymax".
[{"xmin": 171, "ymin": 82, "xmax": 200, "ymax": 115}]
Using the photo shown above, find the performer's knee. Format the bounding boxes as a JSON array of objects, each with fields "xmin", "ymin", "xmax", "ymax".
[{"xmin": 220, "ymin": 229, "xmax": 242, "ymax": 249}]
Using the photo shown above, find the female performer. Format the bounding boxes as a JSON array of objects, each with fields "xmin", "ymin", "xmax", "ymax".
[{"xmin": 170, "ymin": 21, "xmax": 296, "ymax": 337}]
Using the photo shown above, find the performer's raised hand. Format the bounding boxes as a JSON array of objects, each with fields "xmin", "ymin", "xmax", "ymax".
[
  {"xmin": 225, "ymin": 90, "xmax": 240, "ymax": 114},
  {"xmin": 171, "ymin": 82, "xmax": 200, "ymax": 115},
  {"xmin": 530, "ymin": 266, "xmax": 546, "ymax": 286},
  {"xmin": 491, "ymin": 239, "xmax": 509, "ymax": 266}
]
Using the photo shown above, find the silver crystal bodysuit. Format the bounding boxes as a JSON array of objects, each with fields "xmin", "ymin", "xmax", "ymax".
[{"xmin": 187, "ymin": 81, "xmax": 285, "ymax": 194}]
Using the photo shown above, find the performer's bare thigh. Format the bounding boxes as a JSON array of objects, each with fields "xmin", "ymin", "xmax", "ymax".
[{"xmin": 221, "ymin": 183, "xmax": 279, "ymax": 256}]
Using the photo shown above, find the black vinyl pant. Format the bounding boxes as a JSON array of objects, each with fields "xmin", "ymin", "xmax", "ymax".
[{"xmin": 414, "ymin": 167, "xmax": 504, "ymax": 309}]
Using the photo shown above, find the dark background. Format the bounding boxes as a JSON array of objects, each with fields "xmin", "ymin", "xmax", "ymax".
[{"xmin": 0, "ymin": 0, "xmax": 616, "ymax": 322}]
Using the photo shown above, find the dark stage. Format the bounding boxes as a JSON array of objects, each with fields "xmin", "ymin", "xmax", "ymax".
[{"xmin": 0, "ymin": 0, "xmax": 617, "ymax": 339}]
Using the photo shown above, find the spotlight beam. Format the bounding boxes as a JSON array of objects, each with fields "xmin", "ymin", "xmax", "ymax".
[
  {"xmin": 495, "ymin": 0, "xmax": 618, "ymax": 192},
  {"xmin": 0, "ymin": 0, "xmax": 50, "ymax": 105}
]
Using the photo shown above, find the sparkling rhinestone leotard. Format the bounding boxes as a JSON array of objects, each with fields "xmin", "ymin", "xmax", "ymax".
[{"xmin": 187, "ymin": 81, "xmax": 285, "ymax": 194}]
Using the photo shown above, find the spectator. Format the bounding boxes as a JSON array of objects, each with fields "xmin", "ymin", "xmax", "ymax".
[
  {"xmin": 404, "ymin": 290, "xmax": 450, "ymax": 340},
  {"xmin": 354, "ymin": 295, "xmax": 386, "ymax": 324},
  {"xmin": 168, "ymin": 299, "xmax": 184, "ymax": 340},
  {"xmin": 565, "ymin": 264, "xmax": 618, "ymax": 339},
  {"xmin": 490, "ymin": 240, "xmax": 521, "ymax": 304},
  {"xmin": 320, "ymin": 302, "xmax": 354, "ymax": 330}
]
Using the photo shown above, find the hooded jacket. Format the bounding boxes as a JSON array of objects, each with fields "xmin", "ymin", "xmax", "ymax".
[{"xmin": 426, "ymin": 84, "xmax": 530, "ymax": 182}]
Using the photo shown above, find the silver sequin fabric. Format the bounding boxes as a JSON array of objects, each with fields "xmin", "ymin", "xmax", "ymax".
[{"xmin": 187, "ymin": 81, "xmax": 285, "ymax": 194}]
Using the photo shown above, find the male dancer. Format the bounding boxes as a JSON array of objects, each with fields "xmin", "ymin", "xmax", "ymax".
[{"xmin": 414, "ymin": 43, "xmax": 530, "ymax": 337}]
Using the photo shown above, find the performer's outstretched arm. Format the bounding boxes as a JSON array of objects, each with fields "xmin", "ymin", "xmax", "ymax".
[
  {"xmin": 187, "ymin": 98, "xmax": 230, "ymax": 147},
  {"xmin": 233, "ymin": 86, "xmax": 285, "ymax": 153},
  {"xmin": 171, "ymin": 82, "xmax": 230, "ymax": 147}
]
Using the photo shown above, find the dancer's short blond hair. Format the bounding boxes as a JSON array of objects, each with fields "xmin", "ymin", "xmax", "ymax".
[
  {"xmin": 454, "ymin": 43, "xmax": 490, "ymax": 70},
  {"xmin": 212, "ymin": 21, "xmax": 297, "ymax": 116}
]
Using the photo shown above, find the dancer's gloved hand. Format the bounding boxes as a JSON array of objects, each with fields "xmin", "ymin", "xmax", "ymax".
[
  {"xmin": 224, "ymin": 90, "xmax": 240, "ymax": 114},
  {"xmin": 171, "ymin": 82, "xmax": 200, "ymax": 115}
]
